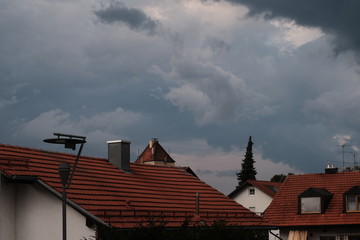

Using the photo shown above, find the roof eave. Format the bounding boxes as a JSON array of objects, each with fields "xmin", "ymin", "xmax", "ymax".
[{"xmin": 36, "ymin": 179, "xmax": 109, "ymax": 227}]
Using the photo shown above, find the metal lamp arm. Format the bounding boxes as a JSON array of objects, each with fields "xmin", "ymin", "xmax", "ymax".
[{"xmin": 66, "ymin": 142, "xmax": 84, "ymax": 188}]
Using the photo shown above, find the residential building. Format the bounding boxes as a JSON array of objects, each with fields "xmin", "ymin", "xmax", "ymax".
[
  {"xmin": 264, "ymin": 167, "xmax": 360, "ymax": 240},
  {"xmin": 135, "ymin": 138, "xmax": 175, "ymax": 166},
  {"xmin": 229, "ymin": 180, "xmax": 282, "ymax": 216},
  {"xmin": 229, "ymin": 180, "xmax": 282, "ymax": 240},
  {"xmin": 0, "ymin": 139, "xmax": 269, "ymax": 240}
]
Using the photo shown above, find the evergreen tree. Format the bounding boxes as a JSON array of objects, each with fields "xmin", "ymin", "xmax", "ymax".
[{"xmin": 237, "ymin": 136, "xmax": 257, "ymax": 186}]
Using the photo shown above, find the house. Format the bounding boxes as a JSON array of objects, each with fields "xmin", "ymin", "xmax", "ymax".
[
  {"xmin": 229, "ymin": 180, "xmax": 282, "ymax": 216},
  {"xmin": 0, "ymin": 139, "xmax": 269, "ymax": 240},
  {"xmin": 135, "ymin": 138, "xmax": 176, "ymax": 166},
  {"xmin": 229, "ymin": 180, "xmax": 282, "ymax": 240},
  {"xmin": 264, "ymin": 167, "xmax": 360, "ymax": 240}
]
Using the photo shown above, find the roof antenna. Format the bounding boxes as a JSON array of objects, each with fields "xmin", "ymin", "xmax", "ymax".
[{"xmin": 339, "ymin": 143, "xmax": 350, "ymax": 170}]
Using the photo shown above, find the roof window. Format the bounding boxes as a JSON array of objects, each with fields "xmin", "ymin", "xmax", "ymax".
[
  {"xmin": 298, "ymin": 188, "xmax": 333, "ymax": 214},
  {"xmin": 344, "ymin": 186, "xmax": 360, "ymax": 212}
]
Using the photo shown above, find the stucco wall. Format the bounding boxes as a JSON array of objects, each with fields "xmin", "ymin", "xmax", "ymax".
[
  {"xmin": 232, "ymin": 186, "xmax": 279, "ymax": 240},
  {"xmin": 0, "ymin": 177, "xmax": 95, "ymax": 240},
  {"xmin": 0, "ymin": 175, "xmax": 17, "ymax": 240},
  {"xmin": 232, "ymin": 185, "xmax": 273, "ymax": 214}
]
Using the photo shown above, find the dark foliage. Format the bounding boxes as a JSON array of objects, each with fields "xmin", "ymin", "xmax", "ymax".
[
  {"xmin": 270, "ymin": 173, "xmax": 294, "ymax": 182},
  {"xmin": 237, "ymin": 136, "xmax": 257, "ymax": 186},
  {"xmin": 95, "ymin": 219, "xmax": 268, "ymax": 240}
]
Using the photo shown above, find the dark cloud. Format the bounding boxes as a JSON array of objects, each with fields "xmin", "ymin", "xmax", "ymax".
[
  {"xmin": 228, "ymin": 0, "xmax": 360, "ymax": 55},
  {"xmin": 94, "ymin": 1, "xmax": 160, "ymax": 35}
]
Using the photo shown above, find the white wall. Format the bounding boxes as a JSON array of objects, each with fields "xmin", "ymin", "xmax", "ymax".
[
  {"xmin": 0, "ymin": 176, "xmax": 96, "ymax": 240},
  {"xmin": 232, "ymin": 186, "xmax": 273, "ymax": 214},
  {"xmin": 0, "ymin": 175, "xmax": 17, "ymax": 240},
  {"xmin": 231, "ymin": 186, "xmax": 279, "ymax": 240}
]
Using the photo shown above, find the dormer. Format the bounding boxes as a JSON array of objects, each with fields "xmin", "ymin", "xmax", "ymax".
[
  {"xmin": 344, "ymin": 186, "xmax": 360, "ymax": 212},
  {"xmin": 298, "ymin": 188, "xmax": 333, "ymax": 214}
]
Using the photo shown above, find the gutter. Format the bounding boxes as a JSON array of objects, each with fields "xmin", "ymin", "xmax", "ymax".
[{"xmin": 8, "ymin": 175, "xmax": 108, "ymax": 227}]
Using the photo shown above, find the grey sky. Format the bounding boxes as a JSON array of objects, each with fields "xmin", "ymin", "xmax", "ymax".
[{"xmin": 1, "ymin": 0, "xmax": 359, "ymax": 194}]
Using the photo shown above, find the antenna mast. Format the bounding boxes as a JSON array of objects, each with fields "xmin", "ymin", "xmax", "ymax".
[{"xmin": 341, "ymin": 143, "xmax": 349, "ymax": 170}]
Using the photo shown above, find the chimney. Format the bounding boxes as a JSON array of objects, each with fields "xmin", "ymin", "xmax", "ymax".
[
  {"xmin": 107, "ymin": 140, "xmax": 131, "ymax": 173},
  {"xmin": 325, "ymin": 162, "xmax": 338, "ymax": 174}
]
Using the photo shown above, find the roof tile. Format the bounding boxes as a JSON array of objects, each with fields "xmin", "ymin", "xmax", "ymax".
[{"xmin": 0, "ymin": 143, "xmax": 267, "ymax": 228}]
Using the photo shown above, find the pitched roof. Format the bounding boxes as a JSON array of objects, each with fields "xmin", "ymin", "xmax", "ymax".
[
  {"xmin": 264, "ymin": 171, "xmax": 360, "ymax": 227},
  {"xmin": 135, "ymin": 138, "xmax": 175, "ymax": 165},
  {"xmin": 229, "ymin": 180, "xmax": 282, "ymax": 198},
  {"xmin": 0, "ymin": 143, "xmax": 268, "ymax": 229}
]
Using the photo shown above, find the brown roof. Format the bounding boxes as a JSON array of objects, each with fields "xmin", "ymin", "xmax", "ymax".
[
  {"xmin": 264, "ymin": 171, "xmax": 360, "ymax": 227},
  {"xmin": 0, "ymin": 143, "xmax": 268, "ymax": 229},
  {"xmin": 229, "ymin": 180, "xmax": 282, "ymax": 198},
  {"xmin": 135, "ymin": 138, "xmax": 175, "ymax": 164}
]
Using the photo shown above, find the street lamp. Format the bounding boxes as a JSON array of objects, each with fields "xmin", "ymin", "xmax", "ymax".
[{"xmin": 44, "ymin": 133, "xmax": 86, "ymax": 240}]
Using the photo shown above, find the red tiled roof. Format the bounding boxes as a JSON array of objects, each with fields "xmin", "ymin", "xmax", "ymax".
[
  {"xmin": 264, "ymin": 171, "xmax": 360, "ymax": 227},
  {"xmin": 228, "ymin": 180, "xmax": 282, "ymax": 198},
  {"xmin": 135, "ymin": 139, "xmax": 175, "ymax": 164},
  {"xmin": 0, "ymin": 143, "xmax": 268, "ymax": 229}
]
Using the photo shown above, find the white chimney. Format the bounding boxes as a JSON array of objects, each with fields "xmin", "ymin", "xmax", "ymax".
[{"xmin": 107, "ymin": 140, "xmax": 131, "ymax": 173}]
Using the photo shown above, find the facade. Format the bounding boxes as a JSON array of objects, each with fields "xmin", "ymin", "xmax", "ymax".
[
  {"xmin": 229, "ymin": 180, "xmax": 282, "ymax": 216},
  {"xmin": 0, "ymin": 176, "xmax": 95, "ymax": 240},
  {"xmin": 264, "ymin": 168, "xmax": 360, "ymax": 240},
  {"xmin": 0, "ymin": 140, "xmax": 269, "ymax": 240}
]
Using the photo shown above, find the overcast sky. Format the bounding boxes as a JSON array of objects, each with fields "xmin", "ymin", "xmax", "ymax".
[{"xmin": 2, "ymin": 0, "xmax": 360, "ymax": 194}]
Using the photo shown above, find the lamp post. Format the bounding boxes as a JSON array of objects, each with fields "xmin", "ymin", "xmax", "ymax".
[{"xmin": 44, "ymin": 133, "xmax": 86, "ymax": 240}]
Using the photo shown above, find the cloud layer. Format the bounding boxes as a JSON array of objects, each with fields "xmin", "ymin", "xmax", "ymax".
[
  {"xmin": 1, "ymin": 0, "xmax": 360, "ymax": 193},
  {"xmin": 228, "ymin": 0, "xmax": 360, "ymax": 56}
]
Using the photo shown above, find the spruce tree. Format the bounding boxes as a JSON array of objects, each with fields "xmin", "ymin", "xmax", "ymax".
[{"xmin": 237, "ymin": 136, "xmax": 257, "ymax": 186}]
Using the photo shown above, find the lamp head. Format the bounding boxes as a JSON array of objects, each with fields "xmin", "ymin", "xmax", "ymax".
[{"xmin": 43, "ymin": 133, "xmax": 86, "ymax": 150}]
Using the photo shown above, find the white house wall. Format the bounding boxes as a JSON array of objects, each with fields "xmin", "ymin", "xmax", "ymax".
[
  {"xmin": 0, "ymin": 177, "xmax": 95, "ymax": 240},
  {"xmin": 0, "ymin": 175, "xmax": 17, "ymax": 240},
  {"xmin": 232, "ymin": 186, "xmax": 273, "ymax": 214}
]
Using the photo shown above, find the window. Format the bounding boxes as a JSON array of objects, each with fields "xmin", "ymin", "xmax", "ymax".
[
  {"xmin": 346, "ymin": 196, "xmax": 360, "ymax": 211},
  {"xmin": 249, "ymin": 188, "xmax": 255, "ymax": 196},
  {"xmin": 298, "ymin": 188, "xmax": 333, "ymax": 214},
  {"xmin": 249, "ymin": 207, "xmax": 255, "ymax": 212},
  {"xmin": 301, "ymin": 197, "xmax": 321, "ymax": 213},
  {"xmin": 344, "ymin": 186, "xmax": 360, "ymax": 212}
]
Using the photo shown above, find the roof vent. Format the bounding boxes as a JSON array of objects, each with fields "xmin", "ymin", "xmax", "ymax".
[
  {"xmin": 107, "ymin": 140, "xmax": 131, "ymax": 173},
  {"xmin": 325, "ymin": 162, "xmax": 338, "ymax": 174}
]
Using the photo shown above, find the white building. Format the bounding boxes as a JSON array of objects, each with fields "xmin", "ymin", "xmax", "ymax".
[
  {"xmin": 0, "ymin": 175, "xmax": 97, "ymax": 240},
  {"xmin": 229, "ymin": 180, "xmax": 282, "ymax": 239}
]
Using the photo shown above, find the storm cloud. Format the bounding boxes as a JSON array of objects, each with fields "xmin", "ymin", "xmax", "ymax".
[
  {"xmin": 1, "ymin": 0, "xmax": 360, "ymax": 194},
  {"xmin": 228, "ymin": 0, "xmax": 360, "ymax": 55},
  {"xmin": 95, "ymin": 1, "xmax": 160, "ymax": 35}
]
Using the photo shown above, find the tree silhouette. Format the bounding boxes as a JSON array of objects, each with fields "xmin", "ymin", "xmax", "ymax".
[{"xmin": 237, "ymin": 136, "xmax": 257, "ymax": 186}]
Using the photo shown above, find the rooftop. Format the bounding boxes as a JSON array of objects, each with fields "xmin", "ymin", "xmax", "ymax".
[
  {"xmin": 229, "ymin": 180, "xmax": 282, "ymax": 198},
  {"xmin": 264, "ymin": 171, "xmax": 360, "ymax": 227},
  {"xmin": 0, "ymin": 143, "xmax": 268, "ymax": 229}
]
